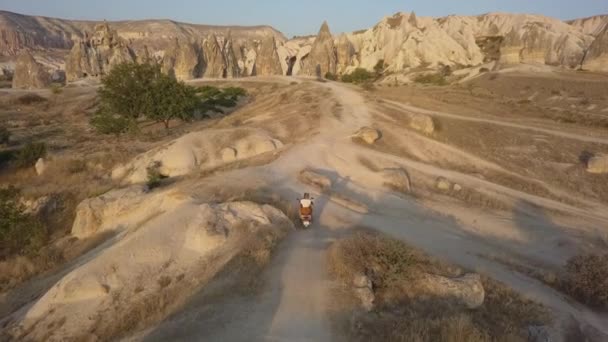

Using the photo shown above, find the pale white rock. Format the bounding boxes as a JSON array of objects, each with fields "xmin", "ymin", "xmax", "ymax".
[
  {"xmin": 34, "ymin": 158, "xmax": 46, "ymax": 176},
  {"xmin": 436, "ymin": 177, "xmax": 452, "ymax": 191},
  {"xmin": 409, "ymin": 113, "xmax": 435, "ymax": 134},
  {"xmin": 23, "ymin": 195, "xmax": 294, "ymax": 340},
  {"xmin": 382, "ymin": 168, "xmax": 412, "ymax": 194},
  {"xmin": 112, "ymin": 129, "xmax": 282, "ymax": 184},
  {"xmin": 422, "ymin": 273, "xmax": 485, "ymax": 309},
  {"xmin": 587, "ymin": 154, "xmax": 608, "ymax": 174},
  {"xmin": 353, "ymin": 127, "xmax": 381, "ymax": 144}
]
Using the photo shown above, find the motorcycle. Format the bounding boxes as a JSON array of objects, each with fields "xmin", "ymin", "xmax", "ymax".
[{"xmin": 297, "ymin": 197, "xmax": 314, "ymax": 228}]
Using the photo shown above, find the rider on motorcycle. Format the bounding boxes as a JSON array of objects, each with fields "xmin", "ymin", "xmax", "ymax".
[{"xmin": 299, "ymin": 193, "xmax": 314, "ymax": 221}]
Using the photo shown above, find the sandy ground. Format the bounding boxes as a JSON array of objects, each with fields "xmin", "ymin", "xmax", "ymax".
[
  {"xmin": 131, "ymin": 78, "xmax": 608, "ymax": 341},
  {"xmin": 3, "ymin": 75, "xmax": 608, "ymax": 340}
]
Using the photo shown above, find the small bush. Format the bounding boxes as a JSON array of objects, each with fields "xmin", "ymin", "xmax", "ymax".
[
  {"xmin": 414, "ymin": 73, "xmax": 447, "ymax": 86},
  {"xmin": 146, "ymin": 163, "xmax": 166, "ymax": 190},
  {"xmin": 324, "ymin": 72, "xmax": 338, "ymax": 81},
  {"xmin": 479, "ymin": 67, "xmax": 490, "ymax": 73},
  {"xmin": 561, "ymin": 253, "xmax": 608, "ymax": 309},
  {"xmin": 15, "ymin": 93, "xmax": 47, "ymax": 105},
  {"xmin": 49, "ymin": 83, "xmax": 63, "ymax": 95},
  {"xmin": 0, "ymin": 186, "xmax": 48, "ymax": 257},
  {"xmin": 342, "ymin": 68, "xmax": 375, "ymax": 84},
  {"xmin": 0, "ymin": 126, "xmax": 9, "ymax": 145},
  {"xmin": 15, "ymin": 142, "xmax": 47, "ymax": 167},
  {"xmin": 91, "ymin": 111, "xmax": 137, "ymax": 135}
]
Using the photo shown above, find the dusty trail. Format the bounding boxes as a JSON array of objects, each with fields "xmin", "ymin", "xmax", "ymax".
[
  {"xmin": 141, "ymin": 79, "xmax": 608, "ymax": 340},
  {"xmin": 382, "ymin": 99, "xmax": 608, "ymax": 145}
]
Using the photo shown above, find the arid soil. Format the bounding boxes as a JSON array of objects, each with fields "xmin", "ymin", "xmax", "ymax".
[{"xmin": 1, "ymin": 71, "xmax": 608, "ymax": 341}]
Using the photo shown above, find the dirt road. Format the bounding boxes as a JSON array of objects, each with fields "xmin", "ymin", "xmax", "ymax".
[{"xmin": 140, "ymin": 79, "xmax": 608, "ymax": 341}]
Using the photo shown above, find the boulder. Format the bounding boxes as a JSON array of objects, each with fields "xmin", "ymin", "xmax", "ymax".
[
  {"xmin": 436, "ymin": 177, "xmax": 451, "ymax": 191},
  {"xmin": 353, "ymin": 127, "xmax": 382, "ymax": 144},
  {"xmin": 301, "ymin": 22, "xmax": 337, "ymax": 77},
  {"xmin": 35, "ymin": 158, "xmax": 46, "ymax": 176},
  {"xmin": 409, "ymin": 114, "xmax": 435, "ymax": 134},
  {"xmin": 220, "ymin": 147, "xmax": 237, "ymax": 163},
  {"xmin": 21, "ymin": 195, "xmax": 58, "ymax": 216},
  {"xmin": 422, "ymin": 273, "xmax": 485, "ymax": 309},
  {"xmin": 587, "ymin": 154, "xmax": 608, "ymax": 174},
  {"xmin": 383, "ymin": 168, "xmax": 412, "ymax": 194},
  {"xmin": 112, "ymin": 129, "xmax": 283, "ymax": 184},
  {"xmin": 298, "ymin": 170, "xmax": 332, "ymax": 190},
  {"xmin": 452, "ymin": 183, "xmax": 463, "ymax": 192},
  {"xmin": 353, "ymin": 274, "xmax": 374, "ymax": 311},
  {"xmin": 12, "ymin": 51, "xmax": 51, "ymax": 89}
]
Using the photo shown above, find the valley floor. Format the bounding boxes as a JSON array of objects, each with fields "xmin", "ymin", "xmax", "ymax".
[{"xmin": 2, "ymin": 71, "xmax": 608, "ymax": 341}]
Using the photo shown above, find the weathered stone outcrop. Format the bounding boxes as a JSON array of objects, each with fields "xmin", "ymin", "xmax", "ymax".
[
  {"xmin": 162, "ymin": 38, "xmax": 201, "ymax": 80},
  {"xmin": 336, "ymin": 34, "xmax": 355, "ymax": 73},
  {"xmin": 202, "ymin": 35, "xmax": 226, "ymax": 78},
  {"xmin": 254, "ymin": 36, "xmax": 283, "ymax": 76},
  {"xmin": 301, "ymin": 22, "xmax": 337, "ymax": 77},
  {"xmin": 65, "ymin": 22, "xmax": 135, "ymax": 81},
  {"xmin": 12, "ymin": 50, "xmax": 50, "ymax": 89},
  {"xmin": 222, "ymin": 36, "xmax": 241, "ymax": 78},
  {"xmin": 583, "ymin": 24, "xmax": 608, "ymax": 72}
]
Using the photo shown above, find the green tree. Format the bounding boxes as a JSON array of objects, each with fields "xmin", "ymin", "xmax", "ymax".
[
  {"xmin": 98, "ymin": 63, "xmax": 163, "ymax": 120},
  {"xmin": 148, "ymin": 75, "xmax": 199, "ymax": 129}
]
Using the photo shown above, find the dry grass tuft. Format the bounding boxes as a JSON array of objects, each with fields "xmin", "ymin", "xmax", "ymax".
[
  {"xmin": 328, "ymin": 231, "xmax": 550, "ymax": 342},
  {"xmin": 560, "ymin": 253, "xmax": 608, "ymax": 309}
]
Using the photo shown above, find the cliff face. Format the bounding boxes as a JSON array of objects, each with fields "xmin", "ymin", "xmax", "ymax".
[
  {"xmin": 583, "ymin": 23, "xmax": 608, "ymax": 72},
  {"xmin": 2, "ymin": 9, "xmax": 608, "ymax": 86}
]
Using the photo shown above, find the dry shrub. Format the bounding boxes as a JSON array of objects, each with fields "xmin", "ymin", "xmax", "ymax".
[
  {"xmin": 12, "ymin": 93, "xmax": 48, "ymax": 106},
  {"xmin": 561, "ymin": 253, "xmax": 608, "ymax": 309}
]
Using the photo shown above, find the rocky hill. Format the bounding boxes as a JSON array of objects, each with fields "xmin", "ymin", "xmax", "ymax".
[
  {"xmin": 568, "ymin": 15, "xmax": 608, "ymax": 37},
  {"xmin": 2, "ymin": 9, "xmax": 608, "ymax": 87},
  {"xmin": 0, "ymin": 10, "xmax": 285, "ymax": 56}
]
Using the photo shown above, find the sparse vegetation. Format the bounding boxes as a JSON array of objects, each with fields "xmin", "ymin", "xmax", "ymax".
[
  {"xmin": 14, "ymin": 93, "xmax": 47, "ymax": 105},
  {"xmin": 329, "ymin": 232, "xmax": 549, "ymax": 342},
  {"xmin": 146, "ymin": 163, "xmax": 166, "ymax": 190},
  {"xmin": 0, "ymin": 127, "xmax": 9, "ymax": 145},
  {"xmin": 561, "ymin": 253, "xmax": 608, "ymax": 309},
  {"xmin": 325, "ymin": 72, "xmax": 338, "ymax": 81},
  {"xmin": 413, "ymin": 72, "xmax": 447, "ymax": 86},
  {"xmin": 0, "ymin": 186, "xmax": 47, "ymax": 258},
  {"xmin": 342, "ymin": 68, "xmax": 375, "ymax": 84},
  {"xmin": 15, "ymin": 142, "xmax": 47, "ymax": 168},
  {"xmin": 94, "ymin": 63, "xmax": 247, "ymax": 133}
]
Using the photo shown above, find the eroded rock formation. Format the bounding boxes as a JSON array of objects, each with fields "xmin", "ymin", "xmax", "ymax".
[
  {"xmin": 65, "ymin": 22, "xmax": 135, "ymax": 81},
  {"xmin": 301, "ymin": 22, "xmax": 337, "ymax": 77},
  {"xmin": 12, "ymin": 50, "xmax": 50, "ymax": 89},
  {"xmin": 162, "ymin": 38, "xmax": 201, "ymax": 80},
  {"xmin": 583, "ymin": 24, "xmax": 608, "ymax": 72},
  {"xmin": 254, "ymin": 36, "xmax": 283, "ymax": 76}
]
